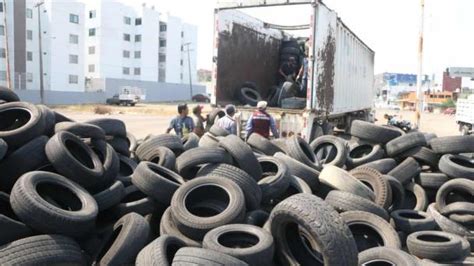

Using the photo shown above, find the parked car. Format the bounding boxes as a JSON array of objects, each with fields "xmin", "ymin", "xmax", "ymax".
[
  {"xmin": 443, "ymin": 108, "xmax": 456, "ymax": 115},
  {"xmin": 192, "ymin": 94, "xmax": 210, "ymax": 103}
]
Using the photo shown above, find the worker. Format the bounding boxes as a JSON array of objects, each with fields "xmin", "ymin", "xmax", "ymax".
[
  {"xmin": 278, "ymin": 56, "xmax": 297, "ymax": 83},
  {"xmin": 245, "ymin": 101, "xmax": 279, "ymax": 139},
  {"xmin": 166, "ymin": 103, "xmax": 194, "ymax": 138},
  {"xmin": 296, "ymin": 43, "xmax": 309, "ymax": 98},
  {"xmin": 216, "ymin": 104, "xmax": 237, "ymax": 135},
  {"xmin": 192, "ymin": 105, "xmax": 206, "ymax": 137}
]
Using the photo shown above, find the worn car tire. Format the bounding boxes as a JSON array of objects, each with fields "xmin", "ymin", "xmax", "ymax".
[
  {"xmin": 429, "ymin": 136, "xmax": 474, "ymax": 154},
  {"xmin": 398, "ymin": 146, "xmax": 440, "ymax": 170},
  {"xmin": 356, "ymin": 158, "xmax": 397, "ymax": 174},
  {"xmin": 172, "ymin": 247, "xmax": 248, "ymax": 265},
  {"xmin": 89, "ymin": 140, "xmax": 120, "ymax": 191},
  {"xmin": 245, "ymin": 210, "xmax": 270, "ymax": 227},
  {"xmin": 257, "ymin": 156, "xmax": 291, "ymax": 204},
  {"xmin": 136, "ymin": 234, "xmax": 186, "ymax": 266},
  {"xmin": 346, "ymin": 141, "xmax": 384, "ymax": 169},
  {"xmin": 117, "ymin": 154, "xmax": 137, "ymax": 186},
  {"xmin": 247, "ymin": 133, "xmax": 283, "ymax": 156},
  {"xmin": 93, "ymin": 180, "xmax": 125, "ymax": 212},
  {"xmin": 387, "ymin": 157, "xmax": 421, "ymax": 185},
  {"xmin": 439, "ymin": 154, "xmax": 474, "ymax": 179},
  {"xmin": 160, "ymin": 207, "xmax": 202, "ymax": 247},
  {"xmin": 37, "ymin": 105, "xmax": 55, "ymax": 137},
  {"xmin": 350, "ymin": 120, "xmax": 402, "ymax": 144},
  {"xmin": 273, "ymin": 152, "xmax": 320, "ymax": 191},
  {"xmin": 385, "ymin": 132, "xmax": 427, "ymax": 157},
  {"xmin": 0, "ymin": 86, "xmax": 20, "ymax": 103},
  {"xmin": 206, "ymin": 109, "xmax": 226, "ymax": 129},
  {"xmin": 390, "ymin": 209, "xmax": 436, "ymax": 233},
  {"xmin": 108, "ymin": 137, "xmax": 131, "ymax": 157},
  {"xmin": 198, "ymin": 132, "xmax": 221, "ymax": 148},
  {"xmin": 176, "ymin": 147, "xmax": 232, "ymax": 179},
  {"xmin": 358, "ymin": 247, "xmax": 419, "ymax": 266},
  {"xmin": 209, "ymin": 124, "xmax": 229, "ymax": 137},
  {"xmin": 54, "ymin": 121, "xmax": 106, "ymax": 140},
  {"xmin": 310, "ymin": 135, "xmax": 347, "ymax": 167},
  {"xmin": 404, "ymin": 182, "xmax": 429, "ymax": 211},
  {"xmin": 325, "ymin": 190, "xmax": 389, "ymax": 221},
  {"xmin": 219, "ymin": 135, "xmax": 262, "ymax": 180},
  {"xmin": 350, "ymin": 167, "xmax": 392, "ymax": 209},
  {"xmin": 136, "ymin": 134, "xmax": 184, "ymax": 157},
  {"xmin": 407, "ymin": 231, "xmax": 465, "ymax": 261},
  {"xmin": 239, "ymin": 86, "xmax": 262, "ymax": 106},
  {"xmin": 436, "ymin": 178, "xmax": 474, "ymax": 210},
  {"xmin": 0, "ymin": 192, "xmax": 33, "ymax": 245},
  {"xmin": 182, "ymin": 132, "xmax": 200, "ymax": 151},
  {"xmin": 415, "ymin": 172, "xmax": 449, "ymax": 190},
  {"xmin": 320, "ymin": 165, "xmax": 376, "ymax": 201},
  {"xmin": 427, "ymin": 203, "xmax": 473, "ymax": 239},
  {"xmin": 106, "ymin": 185, "xmax": 157, "ymax": 218},
  {"xmin": 383, "ymin": 175, "xmax": 405, "ymax": 211},
  {"xmin": 286, "ymin": 135, "xmax": 319, "ymax": 169},
  {"xmin": 86, "ymin": 118, "xmax": 127, "ymax": 138}
]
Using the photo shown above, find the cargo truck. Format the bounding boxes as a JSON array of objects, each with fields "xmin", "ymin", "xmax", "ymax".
[
  {"xmin": 456, "ymin": 95, "xmax": 474, "ymax": 135},
  {"xmin": 211, "ymin": 0, "xmax": 375, "ymax": 141}
]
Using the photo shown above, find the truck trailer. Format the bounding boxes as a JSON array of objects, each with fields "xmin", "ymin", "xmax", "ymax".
[{"xmin": 212, "ymin": 0, "xmax": 375, "ymax": 141}]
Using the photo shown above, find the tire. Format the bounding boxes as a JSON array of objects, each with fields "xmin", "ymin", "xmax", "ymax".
[
  {"xmin": 93, "ymin": 181, "xmax": 125, "ymax": 212},
  {"xmin": 346, "ymin": 141, "xmax": 384, "ymax": 169},
  {"xmin": 127, "ymin": 132, "xmax": 138, "ymax": 152},
  {"xmin": 341, "ymin": 211, "xmax": 401, "ymax": 251},
  {"xmin": 10, "ymin": 171, "xmax": 98, "ymax": 237},
  {"xmin": 271, "ymin": 139, "xmax": 288, "ymax": 153},
  {"xmin": 407, "ymin": 231, "xmax": 465, "ymax": 261},
  {"xmin": 440, "ymin": 202, "xmax": 474, "ymax": 216},
  {"xmin": 0, "ymin": 136, "xmax": 49, "ymax": 192},
  {"xmin": 37, "ymin": 105, "xmax": 55, "ymax": 137},
  {"xmin": 86, "ymin": 118, "xmax": 127, "ymax": 138},
  {"xmin": 390, "ymin": 209, "xmax": 436, "ymax": 233},
  {"xmin": 245, "ymin": 210, "xmax": 270, "ymax": 227},
  {"xmin": 160, "ymin": 207, "xmax": 202, "ymax": 247},
  {"xmin": 281, "ymin": 46, "xmax": 301, "ymax": 55},
  {"xmin": 176, "ymin": 147, "xmax": 232, "ymax": 179},
  {"xmin": 137, "ymin": 146, "xmax": 176, "ymax": 170},
  {"xmin": 89, "ymin": 140, "xmax": 120, "ymax": 191},
  {"xmin": 55, "ymin": 121, "xmax": 106, "ymax": 140},
  {"xmin": 427, "ymin": 203, "xmax": 474, "ymax": 238},
  {"xmin": 136, "ymin": 235, "xmax": 186, "ymax": 266},
  {"xmin": 358, "ymin": 247, "xmax": 419, "ymax": 266},
  {"xmin": 281, "ymin": 97, "xmax": 306, "ymax": 109},
  {"xmin": 436, "ymin": 178, "xmax": 474, "ymax": 210},
  {"xmin": 0, "ymin": 192, "xmax": 33, "ymax": 246},
  {"xmin": 53, "ymin": 111, "xmax": 74, "ymax": 123},
  {"xmin": 387, "ymin": 157, "xmax": 421, "ymax": 185},
  {"xmin": 203, "ymin": 224, "xmax": 274, "ymax": 265},
  {"xmin": 398, "ymin": 146, "xmax": 439, "ymax": 170},
  {"xmin": 196, "ymin": 163, "xmax": 262, "ymax": 211},
  {"xmin": 206, "ymin": 109, "xmax": 225, "ymax": 129},
  {"xmin": 319, "ymin": 165, "xmax": 376, "ymax": 201},
  {"xmin": 94, "ymin": 213, "xmax": 150, "ymax": 265},
  {"xmin": 0, "ymin": 138, "xmax": 6, "ymax": 161},
  {"xmin": 273, "ymin": 152, "xmax": 320, "ymax": 191},
  {"xmin": 198, "ymin": 132, "xmax": 221, "ymax": 148},
  {"xmin": 383, "ymin": 175, "xmax": 406, "ymax": 211},
  {"xmin": 429, "ymin": 136, "xmax": 474, "ymax": 154},
  {"xmin": 404, "ymin": 182, "xmax": 428, "ymax": 211},
  {"xmin": 0, "ymin": 235, "xmax": 86, "ymax": 265},
  {"xmin": 239, "ymin": 86, "xmax": 262, "ymax": 106},
  {"xmin": 209, "ymin": 124, "xmax": 229, "ymax": 137},
  {"xmin": 132, "ymin": 161, "xmax": 185, "ymax": 205},
  {"xmin": 325, "ymin": 190, "xmax": 389, "ymax": 221},
  {"xmin": 247, "ymin": 133, "xmax": 283, "ymax": 156},
  {"xmin": 117, "ymin": 154, "xmax": 137, "ymax": 186},
  {"xmin": 172, "ymin": 247, "xmax": 248, "ymax": 265},
  {"xmin": 257, "ymin": 156, "xmax": 291, "ymax": 203},
  {"xmin": 350, "ymin": 167, "xmax": 392, "ymax": 209},
  {"xmin": 219, "ymin": 135, "xmax": 262, "ymax": 181},
  {"xmin": 45, "ymin": 131, "xmax": 105, "ymax": 189},
  {"xmin": 269, "ymin": 193, "xmax": 358, "ymax": 266},
  {"xmin": 350, "ymin": 120, "xmax": 402, "ymax": 144},
  {"xmin": 0, "ymin": 86, "xmax": 20, "ymax": 103},
  {"xmin": 170, "ymin": 176, "xmax": 246, "ymax": 241},
  {"xmin": 108, "ymin": 137, "xmax": 131, "ymax": 157},
  {"xmin": 310, "ymin": 135, "xmax": 347, "ymax": 167},
  {"xmin": 385, "ymin": 132, "xmax": 427, "ymax": 157},
  {"xmin": 136, "ymin": 134, "xmax": 184, "ymax": 157},
  {"xmin": 182, "ymin": 132, "xmax": 200, "ymax": 151},
  {"xmin": 0, "ymin": 102, "xmax": 46, "ymax": 148},
  {"xmin": 356, "ymin": 158, "xmax": 397, "ymax": 174},
  {"xmin": 415, "ymin": 172, "xmax": 449, "ymax": 189},
  {"xmin": 439, "ymin": 154, "xmax": 474, "ymax": 179},
  {"xmin": 285, "ymin": 135, "xmax": 319, "ymax": 169},
  {"xmin": 107, "ymin": 185, "xmax": 157, "ymax": 218}
]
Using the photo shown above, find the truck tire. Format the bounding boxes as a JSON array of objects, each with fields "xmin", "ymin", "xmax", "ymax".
[
  {"xmin": 197, "ymin": 163, "xmax": 262, "ymax": 211},
  {"xmin": 387, "ymin": 157, "xmax": 421, "ymax": 185},
  {"xmin": 0, "ymin": 192, "xmax": 33, "ymax": 246},
  {"xmin": 170, "ymin": 177, "xmax": 246, "ymax": 241},
  {"xmin": 320, "ymin": 165, "xmax": 376, "ymax": 201},
  {"xmin": 86, "ymin": 118, "xmax": 127, "ymax": 138},
  {"xmin": 346, "ymin": 141, "xmax": 384, "ymax": 169},
  {"xmin": 209, "ymin": 124, "xmax": 229, "ymax": 137},
  {"xmin": 247, "ymin": 133, "xmax": 283, "ymax": 155},
  {"xmin": 0, "ymin": 86, "xmax": 20, "ymax": 103},
  {"xmin": 429, "ymin": 136, "xmax": 474, "ymax": 154},
  {"xmin": 10, "ymin": 171, "xmax": 98, "ymax": 237},
  {"xmin": 341, "ymin": 211, "xmax": 401, "ymax": 251},
  {"xmin": 46, "ymin": 131, "xmax": 105, "ymax": 189},
  {"xmin": 160, "ymin": 207, "xmax": 202, "ymax": 247},
  {"xmin": 436, "ymin": 178, "xmax": 474, "ymax": 210},
  {"xmin": 385, "ymin": 132, "xmax": 427, "ymax": 157},
  {"xmin": 273, "ymin": 152, "xmax": 320, "ymax": 191},
  {"xmin": 350, "ymin": 120, "xmax": 402, "ymax": 144},
  {"xmin": 324, "ymin": 190, "xmax": 389, "ymax": 221},
  {"xmin": 350, "ymin": 167, "xmax": 392, "ymax": 209},
  {"xmin": 93, "ymin": 180, "xmax": 125, "ymax": 212},
  {"xmin": 172, "ymin": 247, "xmax": 248, "ymax": 265},
  {"xmin": 358, "ymin": 247, "xmax": 419, "ymax": 266},
  {"xmin": 239, "ymin": 87, "xmax": 262, "ymax": 106},
  {"xmin": 257, "ymin": 156, "xmax": 291, "ymax": 204},
  {"xmin": 390, "ymin": 209, "xmax": 436, "ymax": 233},
  {"xmin": 136, "ymin": 235, "xmax": 186, "ymax": 266},
  {"xmin": 132, "ymin": 161, "xmax": 185, "ymax": 205},
  {"xmin": 0, "ymin": 136, "xmax": 49, "ymax": 192},
  {"xmin": 407, "ymin": 231, "xmax": 464, "ymax": 261},
  {"xmin": 269, "ymin": 193, "xmax": 358, "ymax": 266},
  {"xmin": 0, "ymin": 102, "xmax": 46, "ymax": 148},
  {"xmin": 94, "ymin": 213, "xmax": 150, "ymax": 265},
  {"xmin": 356, "ymin": 158, "xmax": 397, "ymax": 174},
  {"xmin": 219, "ymin": 135, "xmax": 262, "ymax": 181},
  {"xmin": 310, "ymin": 135, "xmax": 347, "ymax": 167},
  {"xmin": 176, "ymin": 147, "xmax": 232, "ymax": 179},
  {"xmin": 136, "ymin": 134, "xmax": 184, "ymax": 157},
  {"xmin": 0, "ymin": 235, "xmax": 86, "ymax": 265},
  {"xmin": 54, "ymin": 122, "xmax": 106, "ymax": 140},
  {"xmin": 439, "ymin": 154, "xmax": 474, "ymax": 179},
  {"xmin": 203, "ymin": 224, "xmax": 274, "ymax": 266},
  {"xmin": 182, "ymin": 133, "xmax": 200, "ymax": 151},
  {"xmin": 285, "ymin": 135, "xmax": 319, "ymax": 169}
]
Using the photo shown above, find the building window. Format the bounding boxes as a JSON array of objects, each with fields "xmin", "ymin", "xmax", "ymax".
[
  {"xmin": 88, "ymin": 64, "xmax": 95, "ymax": 73},
  {"xmin": 26, "ymin": 51, "xmax": 33, "ymax": 61},
  {"xmin": 89, "ymin": 28, "xmax": 96, "ymax": 36},
  {"xmin": 123, "ymin": 50, "xmax": 130, "ymax": 58},
  {"xmin": 89, "ymin": 10, "xmax": 96, "ymax": 19},
  {"xmin": 134, "ymin": 68, "xmax": 141, "ymax": 75},
  {"xmin": 0, "ymin": 48, "xmax": 5, "ymax": 58},
  {"xmin": 69, "ymin": 75, "xmax": 78, "ymax": 84},
  {"xmin": 181, "ymin": 31, "xmax": 184, "ymax": 37},
  {"xmin": 26, "ymin": 8, "xmax": 33, "ymax": 19},
  {"xmin": 124, "ymin": 17, "xmax": 131, "ymax": 25},
  {"xmin": 26, "ymin": 73, "xmax": 33, "ymax": 82},
  {"xmin": 69, "ymin": 14, "xmax": 79, "ymax": 24},
  {"xmin": 0, "ymin": 3, "xmax": 3, "ymax": 13},
  {"xmin": 159, "ymin": 40, "xmax": 166, "ymax": 47},
  {"xmin": 0, "ymin": 25, "xmax": 5, "ymax": 36},
  {"xmin": 159, "ymin": 54, "xmax": 166, "ymax": 62},
  {"xmin": 69, "ymin": 54, "xmax": 78, "ymax": 64},
  {"xmin": 135, "ymin": 35, "xmax": 141, "ymax": 42},
  {"xmin": 122, "ymin": 67, "xmax": 130, "ymax": 75},
  {"xmin": 160, "ymin": 24, "xmax": 167, "ymax": 32},
  {"xmin": 69, "ymin": 34, "xmax": 79, "ymax": 44},
  {"xmin": 180, "ymin": 59, "xmax": 183, "ymax": 66},
  {"xmin": 0, "ymin": 71, "xmax": 6, "ymax": 81},
  {"xmin": 123, "ymin": 34, "xmax": 130, "ymax": 41},
  {"xmin": 134, "ymin": 51, "xmax": 141, "ymax": 58},
  {"xmin": 135, "ymin": 18, "xmax": 142, "ymax": 25},
  {"xmin": 181, "ymin": 45, "xmax": 183, "ymax": 51},
  {"xmin": 88, "ymin": 46, "xmax": 95, "ymax": 54},
  {"xmin": 26, "ymin": 30, "xmax": 33, "ymax": 40}
]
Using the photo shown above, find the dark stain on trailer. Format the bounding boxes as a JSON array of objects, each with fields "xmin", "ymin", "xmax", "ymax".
[{"xmin": 316, "ymin": 27, "xmax": 335, "ymax": 115}]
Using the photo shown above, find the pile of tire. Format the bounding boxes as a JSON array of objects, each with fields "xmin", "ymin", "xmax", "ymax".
[{"xmin": 0, "ymin": 88, "xmax": 473, "ymax": 265}]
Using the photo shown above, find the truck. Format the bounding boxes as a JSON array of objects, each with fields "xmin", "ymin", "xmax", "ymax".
[
  {"xmin": 106, "ymin": 87, "xmax": 146, "ymax": 106},
  {"xmin": 212, "ymin": 0, "xmax": 375, "ymax": 141},
  {"xmin": 456, "ymin": 95, "xmax": 474, "ymax": 135}
]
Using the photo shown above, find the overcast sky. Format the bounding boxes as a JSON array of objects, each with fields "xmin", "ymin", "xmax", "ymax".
[{"xmin": 119, "ymin": 0, "xmax": 474, "ymax": 83}]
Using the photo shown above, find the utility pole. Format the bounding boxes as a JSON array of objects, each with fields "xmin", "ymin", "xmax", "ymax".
[
  {"xmin": 35, "ymin": 1, "xmax": 45, "ymax": 104},
  {"xmin": 3, "ymin": 0, "xmax": 12, "ymax": 89},
  {"xmin": 415, "ymin": 0, "xmax": 425, "ymax": 128},
  {"xmin": 183, "ymin": 42, "xmax": 193, "ymax": 100}
]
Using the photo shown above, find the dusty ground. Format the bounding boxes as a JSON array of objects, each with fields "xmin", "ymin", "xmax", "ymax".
[{"xmin": 51, "ymin": 104, "xmax": 460, "ymax": 139}]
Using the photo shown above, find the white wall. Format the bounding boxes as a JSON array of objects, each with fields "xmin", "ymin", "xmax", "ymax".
[
  {"xmin": 163, "ymin": 15, "xmax": 182, "ymax": 84},
  {"xmin": 0, "ymin": 0, "xmax": 15, "ymax": 88}
]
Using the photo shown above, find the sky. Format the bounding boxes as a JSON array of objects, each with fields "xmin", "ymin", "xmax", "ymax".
[{"xmin": 118, "ymin": 0, "xmax": 474, "ymax": 84}]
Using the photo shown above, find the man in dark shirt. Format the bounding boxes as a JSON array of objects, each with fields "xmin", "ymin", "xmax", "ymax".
[
  {"xmin": 279, "ymin": 56, "xmax": 297, "ymax": 83},
  {"xmin": 166, "ymin": 103, "xmax": 195, "ymax": 138}
]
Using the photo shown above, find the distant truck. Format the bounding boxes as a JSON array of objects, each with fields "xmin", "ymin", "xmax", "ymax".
[
  {"xmin": 106, "ymin": 87, "xmax": 146, "ymax": 106},
  {"xmin": 456, "ymin": 95, "xmax": 474, "ymax": 135},
  {"xmin": 212, "ymin": 0, "xmax": 375, "ymax": 141}
]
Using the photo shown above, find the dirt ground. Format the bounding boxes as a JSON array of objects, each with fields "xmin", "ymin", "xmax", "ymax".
[{"xmin": 51, "ymin": 104, "xmax": 460, "ymax": 139}]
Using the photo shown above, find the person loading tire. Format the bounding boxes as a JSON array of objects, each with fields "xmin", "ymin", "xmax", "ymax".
[
  {"xmin": 166, "ymin": 103, "xmax": 194, "ymax": 138},
  {"xmin": 245, "ymin": 101, "xmax": 279, "ymax": 139}
]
